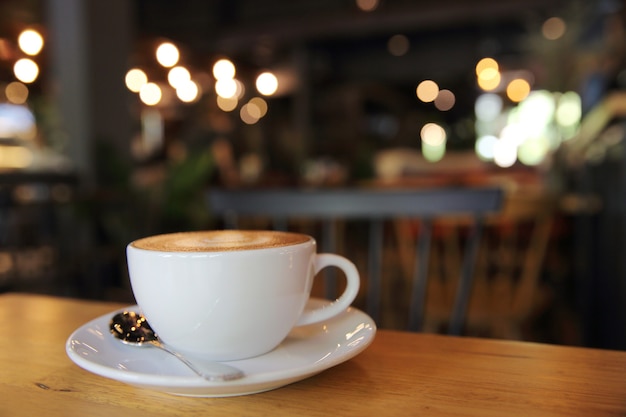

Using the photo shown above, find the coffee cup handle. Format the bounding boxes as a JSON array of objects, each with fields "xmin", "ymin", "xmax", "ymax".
[{"xmin": 296, "ymin": 253, "xmax": 360, "ymax": 326}]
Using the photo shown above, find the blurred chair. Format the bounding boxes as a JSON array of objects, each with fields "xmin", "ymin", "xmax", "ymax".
[
  {"xmin": 207, "ymin": 187, "xmax": 503, "ymax": 335},
  {"xmin": 410, "ymin": 188, "xmax": 555, "ymax": 338},
  {"xmin": 477, "ymin": 189, "xmax": 555, "ymax": 339}
]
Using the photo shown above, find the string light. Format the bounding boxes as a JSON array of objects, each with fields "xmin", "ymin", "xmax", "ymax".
[
  {"xmin": 256, "ymin": 72, "xmax": 278, "ymax": 96},
  {"xmin": 155, "ymin": 42, "xmax": 179, "ymax": 68},
  {"xmin": 18, "ymin": 29, "xmax": 43, "ymax": 56},
  {"xmin": 13, "ymin": 58, "xmax": 39, "ymax": 83}
]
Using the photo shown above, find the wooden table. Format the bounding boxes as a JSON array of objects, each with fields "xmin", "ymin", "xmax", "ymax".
[{"xmin": 1, "ymin": 293, "xmax": 625, "ymax": 416}]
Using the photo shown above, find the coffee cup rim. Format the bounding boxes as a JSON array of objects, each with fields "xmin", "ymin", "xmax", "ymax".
[{"xmin": 127, "ymin": 230, "xmax": 315, "ymax": 253}]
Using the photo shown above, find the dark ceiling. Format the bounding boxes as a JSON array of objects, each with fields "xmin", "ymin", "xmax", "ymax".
[
  {"xmin": 132, "ymin": 0, "xmax": 583, "ymax": 88},
  {"xmin": 135, "ymin": 0, "xmax": 568, "ymax": 52}
]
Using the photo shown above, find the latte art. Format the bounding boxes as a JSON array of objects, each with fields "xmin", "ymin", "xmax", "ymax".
[{"xmin": 131, "ymin": 230, "xmax": 310, "ymax": 252}]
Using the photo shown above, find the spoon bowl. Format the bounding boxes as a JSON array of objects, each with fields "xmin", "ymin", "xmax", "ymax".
[{"xmin": 109, "ymin": 311, "xmax": 244, "ymax": 382}]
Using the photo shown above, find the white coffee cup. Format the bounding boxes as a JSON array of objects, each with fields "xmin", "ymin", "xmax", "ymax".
[{"xmin": 126, "ymin": 229, "xmax": 360, "ymax": 361}]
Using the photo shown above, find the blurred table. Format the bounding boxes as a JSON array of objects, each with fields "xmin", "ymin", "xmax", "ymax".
[{"xmin": 1, "ymin": 293, "xmax": 625, "ymax": 416}]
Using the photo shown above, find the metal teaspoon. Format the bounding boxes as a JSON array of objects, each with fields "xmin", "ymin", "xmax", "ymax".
[{"xmin": 109, "ymin": 311, "xmax": 244, "ymax": 382}]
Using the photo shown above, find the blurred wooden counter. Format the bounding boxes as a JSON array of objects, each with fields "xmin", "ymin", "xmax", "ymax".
[{"xmin": 1, "ymin": 293, "xmax": 625, "ymax": 416}]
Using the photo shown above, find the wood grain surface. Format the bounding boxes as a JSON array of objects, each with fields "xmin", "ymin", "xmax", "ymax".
[{"xmin": 1, "ymin": 293, "xmax": 625, "ymax": 416}]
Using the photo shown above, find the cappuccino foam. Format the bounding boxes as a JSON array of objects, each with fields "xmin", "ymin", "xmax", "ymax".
[{"xmin": 131, "ymin": 230, "xmax": 311, "ymax": 252}]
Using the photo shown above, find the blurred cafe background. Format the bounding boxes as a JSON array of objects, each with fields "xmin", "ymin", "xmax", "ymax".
[{"xmin": 0, "ymin": 0, "xmax": 625, "ymax": 350}]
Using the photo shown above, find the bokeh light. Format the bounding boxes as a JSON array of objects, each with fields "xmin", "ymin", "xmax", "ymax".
[
  {"xmin": 176, "ymin": 80, "xmax": 200, "ymax": 103},
  {"xmin": 493, "ymin": 138, "xmax": 517, "ymax": 167},
  {"xmin": 476, "ymin": 57, "xmax": 498, "ymax": 76},
  {"xmin": 217, "ymin": 95, "xmax": 238, "ymax": 112},
  {"xmin": 475, "ymin": 93, "xmax": 502, "ymax": 122},
  {"xmin": 555, "ymin": 91, "xmax": 581, "ymax": 127},
  {"xmin": 542, "ymin": 17, "xmax": 566, "ymax": 40},
  {"xmin": 434, "ymin": 89, "xmax": 455, "ymax": 111},
  {"xmin": 416, "ymin": 80, "xmax": 439, "ymax": 103},
  {"xmin": 423, "ymin": 142, "xmax": 446, "ymax": 162},
  {"xmin": 476, "ymin": 57, "xmax": 501, "ymax": 91},
  {"xmin": 5, "ymin": 82, "xmax": 28, "ymax": 104},
  {"xmin": 477, "ymin": 68, "xmax": 501, "ymax": 91},
  {"xmin": 387, "ymin": 34, "xmax": 410, "ymax": 56},
  {"xmin": 518, "ymin": 136, "xmax": 550, "ymax": 166},
  {"xmin": 256, "ymin": 72, "xmax": 278, "ymax": 96},
  {"xmin": 139, "ymin": 82, "xmax": 162, "ymax": 106},
  {"xmin": 420, "ymin": 122, "xmax": 446, "ymax": 146},
  {"xmin": 18, "ymin": 29, "xmax": 44, "ymax": 56},
  {"xmin": 248, "ymin": 97, "xmax": 268, "ymax": 118},
  {"xmin": 212, "ymin": 59, "xmax": 236, "ymax": 80},
  {"xmin": 125, "ymin": 68, "xmax": 148, "ymax": 93},
  {"xmin": 167, "ymin": 66, "xmax": 191, "ymax": 88},
  {"xmin": 215, "ymin": 78, "xmax": 238, "ymax": 98},
  {"xmin": 506, "ymin": 78, "xmax": 531, "ymax": 102},
  {"xmin": 421, "ymin": 122, "xmax": 447, "ymax": 162},
  {"xmin": 240, "ymin": 103, "xmax": 260, "ymax": 124},
  {"xmin": 13, "ymin": 58, "xmax": 39, "ymax": 83},
  {"xmin": 156, "ymin": 42, "xmax": 179, "ymax": 68},
  {"xmin": 356, "ymin": 0, "xmax": 379, "ymax": 12},
  {"xmin": 500, "ymin": 123, "xmax": 526, "ymax": 147},
  {"xmin": 514, "ymin": 90, "xmax": 555, "ymax": 139},
  {"xmin": 244, "ymin": 102, "xmax": 262, "ymax": 119},
  {"xmin": 234, "ymin": 79, "xmax": 246, "ymax": 99},
  {"xmin": 475, "ymin": 135, "xmax": 497, "ymax": 161}
]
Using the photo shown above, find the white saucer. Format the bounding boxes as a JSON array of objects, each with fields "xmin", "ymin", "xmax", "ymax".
[{"xmin": 66, "ymin": 298, "xmax": 376, "ymax": 397}]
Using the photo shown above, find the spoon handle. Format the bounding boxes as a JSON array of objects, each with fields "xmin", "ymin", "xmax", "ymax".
[{"xmin": 148, "ymin": 340, "xmax": 244, "ymax": 382}]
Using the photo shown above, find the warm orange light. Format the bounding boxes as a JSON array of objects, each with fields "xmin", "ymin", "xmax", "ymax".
[
  {"xmin": 155, "ymin": 42, "xmax": 179, "ymax": 68},
  {"xmin": 215, "ymin": 78, "xmax": 237, "ymax": 98},
  {"xmin": 13, "ymin": 58, "xmax": 39, "ymax": 83},
  {"xmin": 477, "ymin": 68, "xmax": 501, "ymax": 91},
  {"xmin": 356, "ymin": 0, "xmax": 379, "ymax": 12},
  {"xmin": 476, "ymin": 57, "xmax": 498, "ymax": 76},
  {"xmin": 416, "ymin": 80, "xmax": 439, "ymax": 103},
  {"xmin": 240, "ymin": 103, "xmax": 260, "ymax": 124},
  {"xmin": 125, "ymin": 68, "xmax": 148, "ymax": 92},
  {"xmin": 176, "ymin": 80, "xmax": 200, "ymax": 103},
  {"xmin": 5, "ymin": 82, "xmax": 28, "ymax": 104},
  {"xmin": 217, "ymin": 96, "xmax": 238, "ymax": 112},
  {"xmin": 212, "ymin": 59, "xmax": 236, "ymax": 80},
  {"xmin": 542, "ymin": 17, "xmax": 566, "ymax": 40},
  {"xmin": 506, "ymin": 79, "xmax": 531, "ymax": 102},
  {"xmin": 18, "ymin": 29, "xmax": 44, "ymax": 56},
  {"xmin": 139, "ymin": 82, "xmax": 162, "ymax": 106},
  {"xmin": 248, "ymin": 97, "xmax": 268, "ymax": 118},
  {"xmin": 420, "ymin": 123, "xmax": 446, "ymax": 146},
  {"xmin": 256, "ymin": 72, "xmax": 278, "ymax": 96},
  {"xmin": 167, "ymin": 66, "xmax": 191, "ymax": 88}
]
